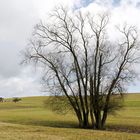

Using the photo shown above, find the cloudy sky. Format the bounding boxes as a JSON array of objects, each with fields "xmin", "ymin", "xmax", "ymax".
[{"xmin": 0, "ymin": 0, "xmax": 140, "ymax": 97}]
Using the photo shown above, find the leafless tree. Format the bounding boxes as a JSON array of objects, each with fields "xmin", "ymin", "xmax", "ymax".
[{"xmin": 23, "ymin": 7, "xmax": 140, "ymax": 129}]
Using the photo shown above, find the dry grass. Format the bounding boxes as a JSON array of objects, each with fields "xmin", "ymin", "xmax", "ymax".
[{"xmin": 0, "ymin": 122, "xmax": 139, "ymax": 140}]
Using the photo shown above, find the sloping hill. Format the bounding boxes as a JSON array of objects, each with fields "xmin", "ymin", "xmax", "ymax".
[{"xmin": 0, "ymin": 94, "xmax": 139, "ymax": 139}]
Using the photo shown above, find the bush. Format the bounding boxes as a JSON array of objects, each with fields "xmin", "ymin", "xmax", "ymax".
[
  {"xmin": 0, "ymin": 97, "xmax": 4, "ymax": 102},
  {"xmin": 12, "ymin": 97, "xmax": 22, "ymax": 103}
]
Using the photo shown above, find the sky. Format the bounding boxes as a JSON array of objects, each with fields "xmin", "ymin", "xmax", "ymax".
[{"xmin": 0, "ymin": 0, "xmax": 140, "ymax": 97}]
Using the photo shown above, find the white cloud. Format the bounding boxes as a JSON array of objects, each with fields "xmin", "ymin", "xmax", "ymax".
[{"xmin": 0, "ymin": 66, "xmax": 43, "ymax": 98}]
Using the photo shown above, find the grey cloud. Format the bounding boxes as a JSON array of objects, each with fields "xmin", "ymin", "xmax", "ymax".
[
  {"xmin": 0, "ymin": 0, "xmax": 79, "ymax": 97},
  {"xmin": 0, "ymin": 0, "xmax": 39, "ymax": 42},
  {"xmin": 0, "ymin": 0, "xmax": 41, "ymax": 97},
  {"xmin": 0, "ymin": 0, "xmax": 39, "ymax": 78}
]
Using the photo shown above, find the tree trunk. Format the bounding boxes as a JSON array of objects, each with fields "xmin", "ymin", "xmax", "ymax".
[
  {"xmin": 83, "ymin": 111, "xmax": 89, "ymax": 128},
  {"xmin": 90, "ymin": 109, "xmax": 95, "ymax": 128},
  {"xmin": 101, "ymin": 108, "xmax": 108, "ymax": 129},
  {"xmin": 75, "ymin": 109, "xmax": 83, "ymax": 128},
  {"xmin": 76, "ymin": 111, "xmax": 90, "ymax": 128},
  {"xmin": 95, "ymin": 110, "xmax": 102, "ymax": 129}
]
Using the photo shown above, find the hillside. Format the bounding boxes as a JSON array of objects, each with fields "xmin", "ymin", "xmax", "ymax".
[{"xmin": 0, "ymin": 94, "xmax": 139, "ymax": 139}]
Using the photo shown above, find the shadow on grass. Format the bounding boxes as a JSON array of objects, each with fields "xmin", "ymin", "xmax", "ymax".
[
  {"xmin": 28, "ymin": 120, "xmax": 78, "ymax": 128},
  {"xmin": 1, "ymin": 119, "xmax": 140, "ymax": 134},
  {"xmin": 2, "ymin": 119, "xmax": 79, "ymax": 129},
  {"xmin": 29, "ymin": 120, "xmax": 140, "ymax": 134},
  {"xmin": 107, "ymin": 124, "xmax": 140, "ymax": 134}
]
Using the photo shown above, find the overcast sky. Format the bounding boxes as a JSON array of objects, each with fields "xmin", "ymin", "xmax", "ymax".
[{"xmin": 0, "ymin": 0, "xmax": 140, "ymax": 98}]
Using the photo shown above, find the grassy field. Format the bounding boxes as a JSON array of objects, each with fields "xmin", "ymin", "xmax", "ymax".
[{"xmin": 0, "ymin": 94, "xmax": 139, "ymax": 140}]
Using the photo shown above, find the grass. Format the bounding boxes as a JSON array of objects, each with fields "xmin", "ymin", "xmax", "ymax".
[
  {"xmin": 0, "ymin": 122, "xmax": 139, "ymax": 140},
  {"xmin": 0, "ymin": 94, "xmax": 139, "ymax": 139},
  {"xmin": 107, "ymin": 94, "xmax": 140, "ymax": 133}
]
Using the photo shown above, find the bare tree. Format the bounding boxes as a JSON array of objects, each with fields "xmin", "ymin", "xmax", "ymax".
[{"xmin": 23, "ymin": 7, "xmax": 140, "ymax": 129}]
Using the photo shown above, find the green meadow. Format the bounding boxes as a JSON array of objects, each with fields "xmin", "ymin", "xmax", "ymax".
[{"xmin": 0, "ymin": 94, "xmax": 139, "ymax": 140}]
